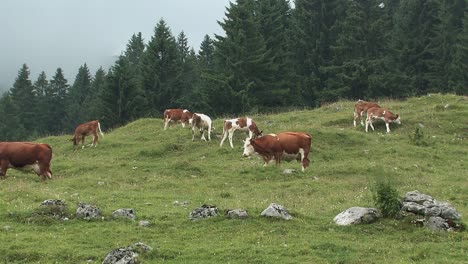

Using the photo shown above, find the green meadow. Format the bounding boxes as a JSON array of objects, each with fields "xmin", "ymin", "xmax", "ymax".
[{"xmin": 0, "ymin": 94, "xmax": 466, "ymax": 263}]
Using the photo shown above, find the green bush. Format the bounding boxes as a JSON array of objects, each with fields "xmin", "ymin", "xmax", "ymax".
[
  {"xmin": 409, "ymin": 127, "xmax": 429, "ymax": 146},
  {"xmin": 372, "ymin": 171, "xmax": 401, "ymax": 218}
]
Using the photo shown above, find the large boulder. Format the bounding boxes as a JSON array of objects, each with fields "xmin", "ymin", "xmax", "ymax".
[
  {"xmin": 402, "ymin": 191, "xmax": 461, "ymax": 220},
  {"xmin": 76, "ymin": 203, "xmax": 101, "ymax": 220},
  {"xmin": 189, "ymin": 204, "xmax": 219, "ymax": 221},
  {"xmin": 261, "ymin": 203, "xmax": 292, "ymax": 220},
  {"xmin": 334, "ymin": 207, "xmax": 381, "ymax": 226}
]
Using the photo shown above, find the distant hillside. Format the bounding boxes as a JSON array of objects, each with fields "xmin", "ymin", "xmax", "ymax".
[{"xmin": 0, "ymin": 94, "xmax": 466, "ymax": 263}]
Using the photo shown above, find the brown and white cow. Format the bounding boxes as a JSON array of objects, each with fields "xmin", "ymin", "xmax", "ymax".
[
  {"xmin": 354, "ymin": 100, "xmax": 381, "ymax": 127},
  {"xmin": 242, "ymin": 132, "xmax": 312, "ymax": 172},
  {"xmin": 190, "ymin": 113, "xmax": 213, "ymax": 141},
  {"xmin": 163, "ymin": 109, "xmax": 193, "ymax": 130},
  {"xmin": 72, "ymin": 120, "xmax": 104, "ymax": 149},
  {"xmin": 365, "ymin": 107, "xmax": 401, "ymax": 133},
  {"xmin": 0, "ymin": 142, "xmax": 53, "ymax": 180},
  {"xmin": 220, "ymin": 117, "xmax": 262, "ymax": 148}
]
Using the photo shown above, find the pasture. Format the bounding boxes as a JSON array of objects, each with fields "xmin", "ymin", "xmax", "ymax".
[{"xmin": 0, "ymin": 94, "xmax": 466, "ymax": 263}]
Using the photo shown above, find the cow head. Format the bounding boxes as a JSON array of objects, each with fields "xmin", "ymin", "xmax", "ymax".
[{"xmin": 242, "ymin": 138, "xmax": 255, "ymax": 157}]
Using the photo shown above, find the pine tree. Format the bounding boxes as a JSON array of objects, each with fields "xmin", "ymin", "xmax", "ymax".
[
  {"xmin": 214, "ymin": 0, "xmax": 273, "ymax": 114},
  {"xmin": 33, "ymin": 71, "xmax": 49, "ymax": 134},
  {"xmin": 143, "ymin": 19, "xmax": 180, "ymax": 115},
  {"xmin": 46, "ymin": 68, "xmax": 69, "ymax": 134},
  {"xmin": 67, "ymin": 64, "xmax": 93, "ymax": 126},
  {"xmin": 0, "ymin": 94, "xmax": 26, "ymax": 140},
  {"xmin": 9, "ymin": 64, "xmax": 38, "ymax": 137}
]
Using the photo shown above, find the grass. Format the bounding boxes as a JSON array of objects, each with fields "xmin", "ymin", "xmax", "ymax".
[{"xmin": 0, "ymin": 94, "xmax": 467, "ymax": 263}]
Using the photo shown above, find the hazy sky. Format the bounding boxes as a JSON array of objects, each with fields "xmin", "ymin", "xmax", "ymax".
[{"xmin": 0, "ymin": 0, "xmax": 231, "ymax": 91}]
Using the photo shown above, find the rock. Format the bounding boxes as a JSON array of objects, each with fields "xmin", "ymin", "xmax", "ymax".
[
  {"xmin": 173, "ymin": 200, "xmax": 189, "ymax": 206},
  {"xmin": 39, "ymin": 199, "xmax": 67, "ymax": 216},
  {"xmin": 102, "ymin": 247, "xmax": 139, "ymax": 264},
  {"xmin": 282, "ymin": 169, "xmax": 297, "ymax": 175},
  {"xmin": 102, "ymin": 242, "xmax": 152, "ymax": 264},
  {"xmin": 138, "ymin": 220, "xmax": 150, "ymax": 227},
  {"xmin": 401, "ymin": 202, "xmax": 426, "ymax": 215},
  {"xmin": 261, "ymin": 203, "xmax": 292, "ymax": 220},
  {"xmin": 426, "ymin": 216, "xmax": 450, "ymax": 231},
  {"xmin": 334, "ymin": 207, "xmax": 381, "ymax": 225},
  {"xmin": 112, "ymin": 209, "xmax": 136, "ymax": 220},
  {"xmin": 403, "ymin": 190, "xmax": 434, "ymax": 204},
  {"xmin": 189, "ymin": 204, "xmax": 219, "ymax": 221},
  {"xmin": 225, "ymin": 209, "xmax": 248, "ymax": 219},
  {"xmin": 76, "ymin": 203, "xmax": 101, "ymax": 220}
]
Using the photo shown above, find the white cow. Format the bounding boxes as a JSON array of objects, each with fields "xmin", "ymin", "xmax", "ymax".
[
  {"xmin": 220, "ymin": 117, "xmax": 262, "ymax": 148},
  {"xmin": 191, "ymin": 113, "xmax": 213, "ymax": 141}
]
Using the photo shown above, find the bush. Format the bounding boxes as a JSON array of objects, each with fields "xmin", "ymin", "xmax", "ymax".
[
  {"xmin": 372, "ymin": 171, "xmax": 401, "ymax": 218},
  {"xmin": 409, "ymin": 127, "xmax": 429, "ymax": 146}
]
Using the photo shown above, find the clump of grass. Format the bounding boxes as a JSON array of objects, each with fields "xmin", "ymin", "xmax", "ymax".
[
  {"xmin": 409, "ymin": 127, "xmax": 429, "ymax": 146},
  {"xmin": 372, "ymin": 169, "xmax": 401, "ymax": 218}
]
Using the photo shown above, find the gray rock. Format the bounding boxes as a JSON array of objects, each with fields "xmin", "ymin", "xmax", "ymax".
[
  {"xmin": 282, "ymin": 169, "xmax": 297, "ymax": 174},
  {"xmin": 173, "ymin": 200, "xmax": 189, "ymax": 206},
  {"xmin": 41, "ymin": 199, "xmax": 66, "ymax": 208},
  {"xmin": 39, "ymin": 199, "xmax": 67, "ymax": 216},
  {"xmin": 102, "ymin": 248, "xmax": 138, "ymax": 264},
  {"xmin": 102, "ymin": 242, "xmax": 152, "ymax": 264},
  {"xmin": 401, "ymin": 202, "xmax": 426, "ymax": 215},
  {"xmin": 440, "ymin": 205, "xmax": 461, "ymax": 220},
  {"xmin": 76, "ymin": 203, "xmax": 101, "ymax": 220},
  {"xmin": 225, "ymin": 209, "xmax": 248, "ymax": 219},
  {"xmin": 334, "ymin": 207, "xmax": 381, "ymax": 226},
  {"xmin": 189, "ymin": 204, "xmax": 219, "ymax": 221},
  {"xmin": 138, "ymin": 220, "xmax": 150, "ymax": 227},
  {"xmin": 112, "ymin": 208, "xmax": 136, "ymax": 220},
  {"xmin": 426, "ymin": 216, "xmax": 449, "ymax": 231},
  {"xmin": 403, "ymin": 190, "xmax": 434, "ymax": 204},
  {"xmin": 261, "ymin": 203, "xmax": 292, "ymax": 220}
]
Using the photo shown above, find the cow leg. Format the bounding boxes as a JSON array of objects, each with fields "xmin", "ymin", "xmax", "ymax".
[
  {"xmin": 93, "ymin": 132, "xmax": 98, "ymax": 147},
  {"xmin": 360, "ymin": 111, "xmax": 365, "ymax": 126},
  {"xmin": 228, "ymin": 131, "xmax": 235, "ymax": 148},
  {"xmin": 386, "ymin": 122, "xmax": 391, "ymax": 133},
  {"xmin": 38, "ymin": 161, "xmax": 52, "ymax": 180},
  {"xmin": 164, "ymin": 118, "xmax": 170, "ymax": 130},
  {"xmin": 219, "ymin": 129, "xmax": 228, "ymax": 147},
  {"xmin": 299, "ymin": 148, "xmax": 310, "ymax": 172},
  {"xmin": 191, "ymin": 128, "xmax": 196, "ymax": 141},
  {"xmin": 353, "ymin": 112, "xmax": 358, "ymax": 127},
  {"xmin": 207, "ymin": 125, "xmax": 211, "ymax": 141},
  {"xmin": 200, "ymin": 128, "xmax": 206, "ymax": 141},
  {"xmin": 0, "ymin": 159, "xmax": 9, "ymax": 178}
]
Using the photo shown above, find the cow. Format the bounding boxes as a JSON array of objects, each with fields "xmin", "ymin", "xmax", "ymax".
[
  {"xmin": 0, "ymin": 142, "xmax": 53, "ymax": 180},
  {"xmin": 163, "ymin": 109, "xmax": 193, "ymax": 130},
  {"xmin": 242, "ymin": 132, "xmax": 312, "ymax": 172},
  {"xmin": 190, "ymin": 113, "xmax": 213, "ymax": 141},
  {"xmin": 365, "ymin": 107, "xmax": 401, "ymax": 133},
  {"xmin": 354, "ymin": 100, "xmax": 381, "ymax": 127},
  {"xmin": 72, "ymin": 120, "xmax": 104, "ymax": 149},
  {"xmin": 219, "ymin": 117, "xmax": 262, "ymax": 148}
]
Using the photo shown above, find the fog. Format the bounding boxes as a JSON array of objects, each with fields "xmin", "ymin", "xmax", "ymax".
[{"xmin": 0, "ymin": 0, "xmax": 231, "ymax": 91}]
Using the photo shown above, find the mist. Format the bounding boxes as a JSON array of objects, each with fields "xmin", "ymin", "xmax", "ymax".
[{"xmin": 0, "ymin": 0, "xmax": 231, "ymax": 91}]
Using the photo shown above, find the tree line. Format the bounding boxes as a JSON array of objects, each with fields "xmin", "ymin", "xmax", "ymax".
[{"xmin": 1, "ymin": 0, "xmax": 466, "ymax": 141}]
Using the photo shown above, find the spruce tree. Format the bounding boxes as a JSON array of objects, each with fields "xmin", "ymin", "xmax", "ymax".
[
  {"xmin": 47, "ymin": 68, "xmax": 69, "ymax": 134},
  {"xmin": 143, "ymin": 19, "xmax": 180, "ymax": 115},
  {"xmin": 33, "ymin": 71, "xmax": 49, "ymax": 134},
  {"xmin": 9, "ymin": 64, "xmax": 38, "ymax": 137}
]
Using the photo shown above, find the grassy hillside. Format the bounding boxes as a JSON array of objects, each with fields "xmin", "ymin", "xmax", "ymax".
[{"xmin": 0, "ymin": 94, "xmax": 466, "ymax": 263}]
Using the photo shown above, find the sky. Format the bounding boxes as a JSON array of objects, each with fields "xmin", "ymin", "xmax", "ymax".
[{"xmin": 0, "ymin": 0, "xmax": 232, "ymax": 91}]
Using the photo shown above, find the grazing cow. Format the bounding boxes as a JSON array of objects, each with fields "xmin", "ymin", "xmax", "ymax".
[
  {"xmin": 163, "ymin": 109, "xmax": 192, "ymax": 130},
  {"xmin": 191, "ymin": 113, "xmax": 213, "ymax": 141},
  {"xmin": 220, "ymin": 117, "xmax": 262, "ymax": 148},
  {"xmin": 242, "ymin": 132, "xmax": 312, "ymax": 172},
  {"xmin": 72, "ymin": 120, "xmax": 104, "ymax": 149},
  {"xmin": 0, "ymin": 142, "xmax": 53, "ymax": 180},
  {"xmin": 365, "ymin": 107, "xmax": 401, "ymax": 133},
  {"xmin": 354, "ymin": 100, "xmax": 381, "ymax": 127}
]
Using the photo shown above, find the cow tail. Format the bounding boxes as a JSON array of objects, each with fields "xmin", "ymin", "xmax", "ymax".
[{"xmin": 98, "ymin": 121, "xmax": 104, "ymax": 137}]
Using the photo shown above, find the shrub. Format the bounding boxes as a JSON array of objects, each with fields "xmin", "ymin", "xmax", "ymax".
[
  {"xmin": 372, "ymin": 171, "xmax": 401, "ymax": 218},
  {"xmin": 409, "ymin": 127, "xmax": 429, "ymax": 146}
]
